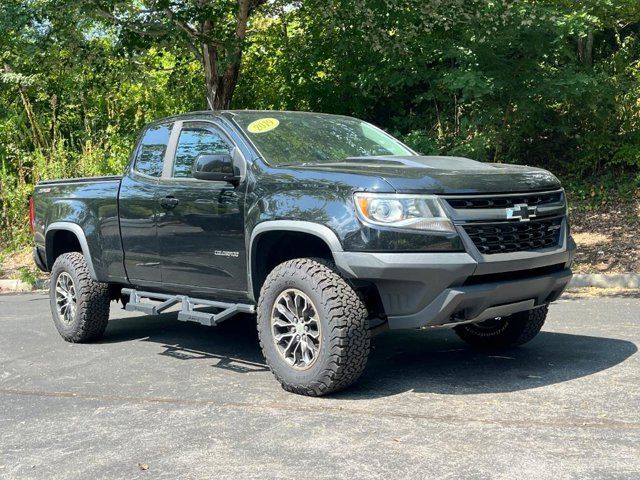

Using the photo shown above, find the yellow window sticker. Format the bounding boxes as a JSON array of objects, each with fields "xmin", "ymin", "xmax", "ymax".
[{"xmin": 247, "ymin": 117, "xmax": 279, "ymax": 134}]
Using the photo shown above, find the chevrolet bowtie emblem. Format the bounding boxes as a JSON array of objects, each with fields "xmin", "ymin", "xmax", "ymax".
[{"xmin": 506, "ymin": 203, "xmax": 537, "ymax": 222}]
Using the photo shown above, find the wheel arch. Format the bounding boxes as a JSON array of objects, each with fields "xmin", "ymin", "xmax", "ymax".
[
  {"xmin": 248, "ymin": 221, "xmax": 343, "ymax": 301},
  {"xmin": 45, "ymin": 222, "xmax": 98, "ymax": 280}
]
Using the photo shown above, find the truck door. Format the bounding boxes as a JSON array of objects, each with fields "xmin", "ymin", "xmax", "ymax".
[
  {"xmin": 119, "ymin": 122, "xmax": 172, "ymax": 284},
  {"xmin": 156, "ymin": 121, "xmax": 247, "ymax": 293}
]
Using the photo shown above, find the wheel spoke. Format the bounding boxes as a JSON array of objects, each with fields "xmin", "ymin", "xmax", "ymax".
[
  {"xmin": 275, "ymin": 304, "xmax": 295, "ymax": 324},
  {"xmin": 274, "ymin": 332, "xmax": 295, "ymax": 343},
  {"xmin": 302, "ymin": 314, "xmax": 318, "ymax": 325},
  {"xmin": 293, "ymin": 340, "xmax": 303, "ymax": 364},
  {"xmin": 293, "ymin": 293, "xmax": 305, "ymax": 315},
  {"xmin": 300, "ymin": 339, "xmax": 313, "ymax": 364},
  {"xmin": 283, "ymin": 294, "xmax": 296, "ymax": 316},
  {"xmin": 305, "ymin": 329, "xmax": 320, "ymax": 341},
  {"xmin": 283, "ymin": 335, "xmax": 297, "ymax": 355},
  {"xmin": 273, "ymin": 318, "xmax": 292, "ymax": 329}
]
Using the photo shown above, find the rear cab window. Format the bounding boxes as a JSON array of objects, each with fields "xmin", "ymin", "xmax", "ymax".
[{"xmin": 134, "ymin": 123, "xmax": 172, "ymax": 177}]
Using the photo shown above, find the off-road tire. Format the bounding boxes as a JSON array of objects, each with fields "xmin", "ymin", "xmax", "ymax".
[
  {"xmin": 454, "ymin": 306, "xmax": 548, "ymax": 350},
  {"xmin": 49, "ymin": 252, "xmax": 110, "ymax": 342},
  {"xmin": 257, "ymin": 258, "xmax": 370, "ymax": 396}
]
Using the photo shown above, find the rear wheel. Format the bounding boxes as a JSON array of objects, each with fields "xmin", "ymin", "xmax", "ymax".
[
  {"xmin": 257, "ymin": 258, "xmax": 370, "ymax": 396},
  {"xmin": 454, "ymin": 306, "xmax": 548, "ymax": 350},
  {"xmin": 49, "ymin": 252, "xmax": 110, "ymax": 342}
]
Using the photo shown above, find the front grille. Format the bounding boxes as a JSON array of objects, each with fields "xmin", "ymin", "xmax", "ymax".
[
  {"xmin": 446, "ymin": 191, "xmax": 562, "ymax": 210},
  {"xmin": 462, "ymin": 217, "xmax": 563, "ymax": 254}
]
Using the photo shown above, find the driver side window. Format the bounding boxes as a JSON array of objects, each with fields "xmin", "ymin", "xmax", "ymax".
[{"xmin": 172, "ymin": 124, "xmax": 232, "ymax": 178}]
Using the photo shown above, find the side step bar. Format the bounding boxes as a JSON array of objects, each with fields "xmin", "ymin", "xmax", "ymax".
[{"xmin": 121, "ymin": 289, "xmax": 255, "ymax": 327}]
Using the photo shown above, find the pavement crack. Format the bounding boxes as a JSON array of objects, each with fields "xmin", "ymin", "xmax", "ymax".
[{"xmin": 0, "ymin": 387, "xmax": 638, "ymax": 431}]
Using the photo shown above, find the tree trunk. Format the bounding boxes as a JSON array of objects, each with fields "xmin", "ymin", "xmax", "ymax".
[
  {"xmin": 585, "ymin": 30, "xmax": 594, "ymax": 67},
  {"xmin": 578, "ymin": 29, "xmax": 594, "ymax": 67},
  {"xmin": 203, "ymin": 46, "xmax": 240, "ymax": 110},
  {"xmin": 201, "ymin": 0, "xmax": 251, "ymax": 110},
  {"xmin": 203, "ymin": 43, "xmax": 219, "ymax": 109},
  {"xmin": 215, "ymin": 62, "xmax": 241, "ymax": 109}
]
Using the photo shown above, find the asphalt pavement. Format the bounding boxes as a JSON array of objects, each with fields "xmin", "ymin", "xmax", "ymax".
[{"xmin": 1, "ymin": 291, "xmax": 639, "ymax": 479}]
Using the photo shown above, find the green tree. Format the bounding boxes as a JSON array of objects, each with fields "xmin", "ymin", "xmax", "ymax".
[
  {"xmin": 1, "ymin": 0, "xmax": 640, "ymax": 250},
  {"xmin": 0, "ymin": 0, "xmax": 202, "ymax": 247},
  {"xmin": 89, "ymin": 0, "xmax": 269, "ymax": 108},
  {"xmin": 237, "ymin": 0, "xmax": 640, "ymax": 179}
]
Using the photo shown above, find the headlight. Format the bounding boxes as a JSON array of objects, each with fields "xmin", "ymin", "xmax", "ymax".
[{"xmin": 354, "ymin": 193, "xmax": 455, "ymax": 233}]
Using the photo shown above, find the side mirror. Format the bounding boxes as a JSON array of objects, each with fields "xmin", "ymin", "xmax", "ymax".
[{"xmin": 192, "ymin": 153, "xmax": 237, "ymax": 183}]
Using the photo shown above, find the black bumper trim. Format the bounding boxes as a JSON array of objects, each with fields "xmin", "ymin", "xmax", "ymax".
[
  {"xmin": 386, "ymin": 268, "xmax": 572, "ymax": 329},
  {"xmin": 333, "ymin": 248, "xmax": 574, "ymax": 331}
]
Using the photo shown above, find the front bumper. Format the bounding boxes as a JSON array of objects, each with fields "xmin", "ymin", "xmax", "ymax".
[{"xmin": 334, "ymin": 239, "xmax": 575, "ymax": 330}]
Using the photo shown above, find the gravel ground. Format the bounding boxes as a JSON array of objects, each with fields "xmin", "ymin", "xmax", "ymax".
[
  {"xmin": 570, "ymin": 199, "xmax": 640, "ymax": 274},
  {"xmin": 0, "ymin": 291, "xmax": 639, "ymax": 479}
]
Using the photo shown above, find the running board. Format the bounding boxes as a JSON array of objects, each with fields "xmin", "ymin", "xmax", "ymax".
[{"xmin": 121, "ymin": 289, "xmax": 255, "ymax": 327}]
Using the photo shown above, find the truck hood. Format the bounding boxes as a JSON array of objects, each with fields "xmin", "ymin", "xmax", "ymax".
[{"xmin": 291, "ymin": 156, "xmax": 562, "ymax": 194}]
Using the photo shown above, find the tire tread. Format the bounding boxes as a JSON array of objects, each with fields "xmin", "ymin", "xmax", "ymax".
[
  {"xmin": 50, "ymin": 252, "xmax": 110, "ymax": 343},
  {"xmin": 257, "ymin": 258, "xmax": 370, "ymax": 396}
]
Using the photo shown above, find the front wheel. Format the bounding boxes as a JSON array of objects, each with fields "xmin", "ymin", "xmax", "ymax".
[
  {"xmin": 257, "ymin": 258, "xmax": 370, "ymax": 396},
  {"xmin": 454, "ymin": 306, "xmax": 548, "ymax": 350},
  {"xmin": 49, "ymin": 252, "xmax": 111, "ymax": 343}
]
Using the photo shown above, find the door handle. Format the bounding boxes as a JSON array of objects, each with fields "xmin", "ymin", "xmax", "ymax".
[{"xmin": 160, "ymin": 196, "xmax": 179, "ymax": 209}]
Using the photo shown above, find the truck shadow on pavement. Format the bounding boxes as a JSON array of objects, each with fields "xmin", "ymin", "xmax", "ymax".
[
  {"xmin": 102, "ymin": 310, "xmax": 637, "ymax": 398},
  {"xmin": 343, "ymin": 328, "xmax": 637, "ymax": 398},
  {"xmin": 103, "ymin": 312, "xmax": 271, "ymax": 374}
]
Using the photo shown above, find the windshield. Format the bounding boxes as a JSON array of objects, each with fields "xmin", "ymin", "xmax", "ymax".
[{"xmin": 232, "ymin": 111, "xmax": 414, "ymax": 166}]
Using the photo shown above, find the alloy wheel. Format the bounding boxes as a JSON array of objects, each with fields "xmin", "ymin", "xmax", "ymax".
[
  {"xmin": 55, "ymin": 272, "xmax": 77, "ymax": 325},
  {"xmin": 270, "ymin": 289, "xmax": 322, "ymax": 370}
]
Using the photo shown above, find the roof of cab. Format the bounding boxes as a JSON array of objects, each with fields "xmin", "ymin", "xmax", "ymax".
[{"xmin": 145, "ymin": 109, "xmax": 352, "ymax": 126}]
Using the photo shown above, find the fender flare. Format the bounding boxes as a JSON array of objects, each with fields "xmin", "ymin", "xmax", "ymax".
[
  {"xmin": 45, "ymin": 222, "xmax": 98, "ymax": 280},
  {"xmin": 247, "ymin": 220, "xmax": 344, "ymax": 300}
]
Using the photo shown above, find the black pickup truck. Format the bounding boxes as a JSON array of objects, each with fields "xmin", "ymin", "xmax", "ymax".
[{"xmin": 31, "ymin": 110, "xmax": 576, "ymax": 396}]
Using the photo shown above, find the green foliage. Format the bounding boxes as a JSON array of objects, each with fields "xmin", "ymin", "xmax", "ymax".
[
  {"xmin": 237, "ymin": 0, "xmax": 640, "ymax": 181},
  {"xmin": 18, "ymin": 265, "xmax": 40, "ymax": 287},
  {"xmin": 564, "ymin": 172, "xmax": 640, "ymax": 205},
  {"xmin": 1, "ymin": 0, "xmax": 640, "ymax": 250},
  {"xmin": 0, "ymin": 0, "xmax": 204, "ymax": 248}
]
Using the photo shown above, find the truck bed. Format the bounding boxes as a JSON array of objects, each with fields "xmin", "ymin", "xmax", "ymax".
[{"xmin": 33, "ymin": 175, "xmax": 125, "ymax": 283}]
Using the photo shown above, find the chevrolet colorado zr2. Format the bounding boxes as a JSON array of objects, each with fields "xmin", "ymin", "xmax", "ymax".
[{"xmin": 31, "ymin": 110, "xmax": 576, "ymax": 396}]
